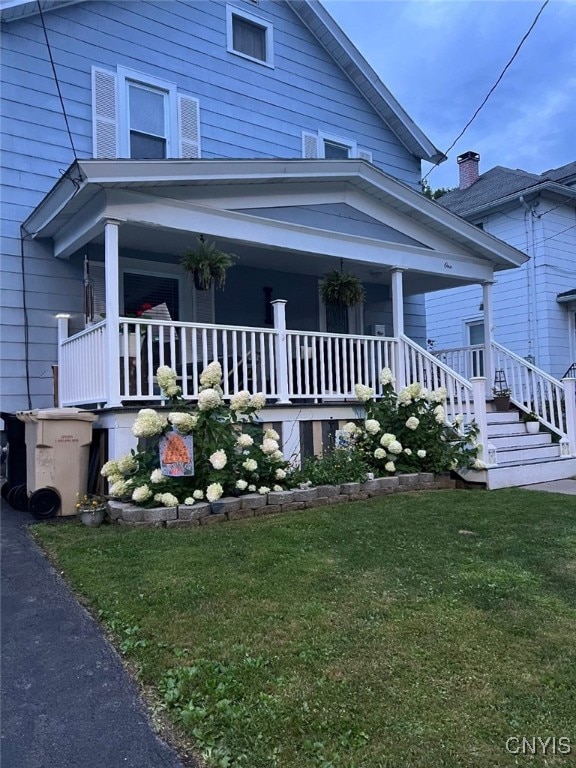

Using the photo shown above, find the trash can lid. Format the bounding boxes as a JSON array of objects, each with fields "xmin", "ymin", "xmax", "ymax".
[{"xmin": 17, "ymin": 408, "xmax": 97, "ymax": 423}]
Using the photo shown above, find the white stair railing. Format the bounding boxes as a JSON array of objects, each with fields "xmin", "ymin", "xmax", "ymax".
[
  {"xmin": 491, "ymin": 341, "xmax": 569, "ymax": 439},
  {"xmin": 58, "ymin": 317, "xmax": 107, "ymax": 406}
]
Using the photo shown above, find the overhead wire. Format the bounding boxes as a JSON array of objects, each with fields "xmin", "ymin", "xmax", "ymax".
[{"xmin": 421, "ymin": 0, "xmax": 550, "ymax": 185}]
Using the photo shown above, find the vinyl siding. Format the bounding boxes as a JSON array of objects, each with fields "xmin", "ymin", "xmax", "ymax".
[{"xmin": 1, "ymin": 0, "xmax": 422, "ymax": 411}]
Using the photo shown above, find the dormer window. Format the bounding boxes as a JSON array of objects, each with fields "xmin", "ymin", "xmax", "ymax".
[
  {"xmin": 227, "ymin": 5, "xmax": 274, "ymax": 67},
  {"xmin": 302, "ymin": 130, "xmax": 372, "ymax": 163},
  {"xmin": 323, "ymin": 139, "xmax": 352, "ymax": 159}
]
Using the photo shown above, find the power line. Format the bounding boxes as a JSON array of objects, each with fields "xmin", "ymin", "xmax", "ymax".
[
  {"xmin": 533, "ymin": 222, "xmax": 576, "ymax": 247},
  {"xmin": 422, "ymin": 0, "xmax": 550, "ymax": 185}
]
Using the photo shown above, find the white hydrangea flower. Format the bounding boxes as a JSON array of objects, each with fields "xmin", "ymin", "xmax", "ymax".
[
  {"xmin": 116, "ymin": 454, "xmax": 137, "ymax": 474},
  {"xmin": 132, "ymin": 408, "xmax": 167, "ymax": 438},
  {"xmin": 264, "ymin": 428, "xmax": 280, "ymax": 441},
  {"xmin": 379, "ymin": 367, "xmax": 395, "ymax": 386},
  {"xmin": 417, "ymin": 450, "xmax": 427, "ymax": 458},
  {"xmin": 206, "ymin": 483, "xmax": 223, "ymax": 503},
  {"xmin": 250, "ymin": 392, "xmax": 266, "ymax": 410},
  {"xmin": 453, "ymin": 414, "xmax": 463, "ymax": 426},
  {"xmin": 198, "ymin": 387, "xmax": 222, "ymax": 411},
  {"xmin": 272, "ymin": 450, "xmax": 284, "ymax": 461},
  {"xmin": 110, "ymin": 479, "xmax": 130, "ymax": 498},
  {"xmin": 419, "ymin": 387, "xmax": 429, "ymax": 400},
  {"xmin": 273, "ymin": 485, "xmax": 283, "ymax": 492},
  {"xmin": 236, "ymin": 479, "xmax": 248, "ymax": 491},
  {"xmin": 261, "ymin": 438, "xmax": 279, "ymax": 455},
  {"xmin": 193, "ymin": 490, "xmax": 204, "ymax": 500},
  {"xmin": 199, "ymin": 361, "xmax": 222, "ymax": 388},
  {"xmin": 365, "ymin": 419, "xmax": 381, "ymax": 435},
  {"xmin": 183, "ymin": 497, "xmax": 195, "ymax": 506},
  {"xmin": 100, "ymin": 460, "xmax": 119, "ymax": 478},
  {"xmin": 380, "ymin": 433, "xmax": 397, "ymax": 448},
  {"xmin": 154, "ymin": 492, "xmax": 179, "ymax": 507},
  {"xmin": 168, "ymin": 412, "xmax": 197, "ymax": 433},
  {"xmin": 388, "ymin": 440, "xmax": 403, "ymax": 455},
  {"xmin": 150, "ymin": 468, "xmax": 164, "ymax": 484},
  {"xmin": 230, "ymin": 390, "xmax": 251, "ymax": 411},
  {"xmin": 384, "ymin": 461, "xmax": 396, "ymax": 473},
  {"xmin": 473, "ymin": 459, "xmax": 487, "ymax": 470},
  {"xmin": 404, "ymin": 448, "xmax": 412, "ymax": 456},
  {"xmin": 248, "ymin": 484, "xmax": 256, "ymax": 492},
  {"xmin": 341, "ymin": 422, "xmax": 358, "ymax": 436},
  {"xmin": 430, "ymin": 387, "xmax": 448, "ymax": 403},
  {"xmin": 405, "ymin": 416, "xmax": 419, "ymax": 431},
  {"xmin": 107, "ymin": 473, "xmax": 124, "ymax": 486},
  {"xmin": 132, "ymin": 485, "xmax": 152, "ymax": 503},
  {"xmin": 374, "ymin": 448, "xmax": 386, "ymax": 459},
  {"xmin": 397, "ymin": 389, "xmax": 412, "ymax": 406},
  {"xmin": 209, "ymin": 449, "xmax": 228, "ymax": 470},
  {"xmin": 236, "ymin": 433, "xmax": 254, "ymax": 448},
  {"xmin": 275, "ymin": 468, "xmax": 286, "ymax": 480},
  {"xmin": 243, "ymin": 458, "xmax": 258, "ymax": 472},
  {"xmin": 258, "ymin": 486, "xmax": 270, "ymax": 495},
  {"xmin": 354, "ymin": 383, "xmax": 375, "ymax": 402},
  {"xmin": 434, "ymin": 405, "xmax": 446, "ymax": 424},
  {"xmin": 156, "ymin": 366, "xmax": 181, "ymax": 398}
]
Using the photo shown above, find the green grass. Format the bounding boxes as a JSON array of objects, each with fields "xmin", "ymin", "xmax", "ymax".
[{"xmin": 33, "ymin": 490, "xmax": 576, "ymax": 768}]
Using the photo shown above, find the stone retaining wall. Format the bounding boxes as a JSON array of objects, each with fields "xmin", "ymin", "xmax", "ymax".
[{"xmin": 107, "ymin": 473, "xmax": 455, "ymax": 528}]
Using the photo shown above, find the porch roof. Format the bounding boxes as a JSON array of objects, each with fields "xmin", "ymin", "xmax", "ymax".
[{"xmin": 24, "ymin": 158, "xmax": 528, "ymax": 289}]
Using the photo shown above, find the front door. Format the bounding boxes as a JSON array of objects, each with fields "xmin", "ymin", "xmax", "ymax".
[{"xmin": 466, "ymin": 320, "xmax": 484, "ymax": 377}]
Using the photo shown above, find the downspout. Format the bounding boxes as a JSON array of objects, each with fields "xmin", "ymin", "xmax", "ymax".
[{"xmin": 519, "ymin": 196, "xmax": 541, "ymax": 365}]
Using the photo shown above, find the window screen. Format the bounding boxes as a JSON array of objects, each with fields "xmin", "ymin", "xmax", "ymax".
[
  {"xmin": 128, "ymin": 83, "xmax": 167, "ymax": 159},
  {"xmin": 232, "ymin": 15, "xmax": 266, "ymax": 60}
]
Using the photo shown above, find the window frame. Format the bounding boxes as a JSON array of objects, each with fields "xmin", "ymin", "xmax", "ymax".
[
  {"xmin": 117, "ymin": 67, "xmax": 179, "ymax": 159},
  {"xmin": 120, "ymin": 259, "xmax": 189, "ymax": 322},
  {"xmin": 318, "ymin": 131, "xmax": 357, "ymax": 159},
  {"xmin": 226, "ymin": 4, "xmax": 274, "ymax": 68}
]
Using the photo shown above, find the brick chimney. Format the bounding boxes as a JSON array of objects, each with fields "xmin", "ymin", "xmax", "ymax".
[{"xmin": 457, "ymin": 151, "xmax": 480, "ymax": 190}]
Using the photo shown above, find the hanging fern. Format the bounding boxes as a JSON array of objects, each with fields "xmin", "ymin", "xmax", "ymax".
[
  {"xmin": 181, "ymin": 238, "xmax": 235, "ymax": 290},
  {"xmin": 320, "ymin": 271, "xmax": 365, "ymax": 308}
]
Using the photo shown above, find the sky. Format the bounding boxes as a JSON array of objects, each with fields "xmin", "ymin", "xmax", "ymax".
[{"xmin": 323, "ymin": 0, "xmax": 576, "ymax": 190}]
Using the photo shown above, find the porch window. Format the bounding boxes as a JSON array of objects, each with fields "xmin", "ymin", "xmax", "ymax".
[
  {"xmin": 226, "ymin": 6, "xmax": 274, "ymax": 67},
  {"xmin": 123, "ymin": 272, "xmax": 180, "ymax": 321}
]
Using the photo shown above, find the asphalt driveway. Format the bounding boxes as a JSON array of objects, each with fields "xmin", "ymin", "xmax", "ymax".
[{"xmin": 0, "ymin": 500, "xmax": 184, "ymax": 768}]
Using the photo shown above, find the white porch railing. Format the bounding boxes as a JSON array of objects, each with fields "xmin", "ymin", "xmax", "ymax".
[
  {"xmin": 286, "ymin": 331, "xmax": 397, "ymax": 400},
  {"xmin": 433, "ymin": 344, "xmax": 485, "ymax": 381},
  {"xmin": 58, "ymin": 320, "xmax": 107, "ymax": 406}
]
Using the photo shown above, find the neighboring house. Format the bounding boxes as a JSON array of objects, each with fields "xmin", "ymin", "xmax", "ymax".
[
  {"xmin": 427, "ymin": 152, "xmax": 576, "ymax": 381},
  {"xmin": 1, "ymin": 0, "xmax": 574, "ymax": 486}
]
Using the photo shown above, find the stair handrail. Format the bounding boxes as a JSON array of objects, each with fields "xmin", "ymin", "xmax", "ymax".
[{"xmin": 491, "ymin": 341, "xmax": 567, "ymax": 437}]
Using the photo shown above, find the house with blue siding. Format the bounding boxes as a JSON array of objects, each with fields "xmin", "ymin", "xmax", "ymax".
[
  {"xmin": 427, "ymin": 153, "xmax": 576, "ymax": 380},
  {"xmin": 1, "ymin": 0, "xmax": 574, "ymax": 489}
]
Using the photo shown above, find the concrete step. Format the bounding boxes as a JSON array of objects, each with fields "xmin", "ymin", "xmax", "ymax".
[
  {"xmin": 489, "ymin": 433, "xmax": 552, "ymax": 449},
  {"xmin": 458, "ymin": 456, "xmax": 576, "ymax": 490}
]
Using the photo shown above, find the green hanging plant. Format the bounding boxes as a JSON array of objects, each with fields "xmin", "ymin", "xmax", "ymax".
[
  {"xmin": 181, "ymin": 237, "xmax": 235, "ymax": 290},
  {"xmin": 320, "ymin": 270, "xmax": 365, "ymax": 308}
]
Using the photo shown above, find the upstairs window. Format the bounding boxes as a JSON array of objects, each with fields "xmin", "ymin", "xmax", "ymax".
[
  {"xmin": 128, "ymin": 82, "xmax": 168, "ymax": 159},
  {"xmin": 92, "ymin": 66, "xmax": 200, "ymax": 159},
  {"xmin": 227, "ymin": 5, "xmax": 274, "ymax": 67},
  {"xmin": 302, "ymin": 130, "xmax": 372, "ymax": 162}
]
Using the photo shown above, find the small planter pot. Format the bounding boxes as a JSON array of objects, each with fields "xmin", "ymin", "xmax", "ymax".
[
  {"xmin": 525, "ymin": 421, "xmax": 540, "ymax": 434},
  {"xmin": 78, "ymin": 507, "xmax": 107, "ymax": 527},
  {"xmin": 493, "ymin": 395, "xmax": 510, "ymax": 412}
]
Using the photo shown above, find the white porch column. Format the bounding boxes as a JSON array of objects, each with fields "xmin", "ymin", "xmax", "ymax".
[
  {"xmin": 272, "ymin": 299, "xmax": 291, "ymax": 404},
  {"xmin": 562, "ymin": 378, "xmax": 576, "ymax": 456},
  {"xmin": 482, "ymin": 281, "xmax": 494, "ymax": 390},
  {"xmin": 391, "ymin": 268, "xmax": 405, "ymax": 389},
  {"xmin": 104, "ymin": 220, "xmax": 122, "ymax": 408},
  {"xmin": 470, "ymin": 376, "xmax": 495, "ymax": 466}
]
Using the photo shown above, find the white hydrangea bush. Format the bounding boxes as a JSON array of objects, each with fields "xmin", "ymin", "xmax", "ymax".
[{"xmin": 103, "ymin": 364, "xmax": 291, "ymax": 507}]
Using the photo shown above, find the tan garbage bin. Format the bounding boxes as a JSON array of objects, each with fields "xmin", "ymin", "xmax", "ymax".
[{"xmin": 16, "ymin": 408, "xmax": 97, "ymax": 517}]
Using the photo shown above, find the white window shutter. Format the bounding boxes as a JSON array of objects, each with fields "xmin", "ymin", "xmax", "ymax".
[
  {"xmin": 358, "ymin": 148, "xmax": 373, "ymax": 163},
  {"xmin": 92, "ymin": 67, "xmax": 118, "ymax": 159},
  {"xmin": 302, "ymin": 131, "xmax": 319, "ymax": 158},
  {"xmin": 178, "ymin": 94, "xmax": 201, "ymax": 158}
]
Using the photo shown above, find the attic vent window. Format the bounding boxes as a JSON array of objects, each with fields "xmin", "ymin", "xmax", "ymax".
[{"xmin": 226, "ymin": 5, "xmax": 274, "ymax": 67}]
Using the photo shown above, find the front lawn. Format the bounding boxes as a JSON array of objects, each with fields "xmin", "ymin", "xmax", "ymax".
[{"xmin": 34, "ymin": 490, "xmax": 576, "ymax": 768}]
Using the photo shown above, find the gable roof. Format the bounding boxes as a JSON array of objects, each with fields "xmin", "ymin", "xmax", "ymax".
[
  {"xmin": 0, "ymin": 0, "xmax": 444, "ymax": 165},
  {"xmin": 439, "ymin": 161, "xmax": 576, "ymax": 217}
]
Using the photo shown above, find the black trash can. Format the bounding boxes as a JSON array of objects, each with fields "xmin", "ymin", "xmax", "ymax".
[{"xmin": 1, "ymin": 412, "xmax": 27, "ymax": 505}]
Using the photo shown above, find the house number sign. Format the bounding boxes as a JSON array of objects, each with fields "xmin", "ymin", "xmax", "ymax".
[{"xmin": 159, "ymin": 430, "xmax": 195, "ymax": 477}]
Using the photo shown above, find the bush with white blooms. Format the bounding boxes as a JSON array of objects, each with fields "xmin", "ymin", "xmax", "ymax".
[{"xmin": 104, "ymin": 363, "xmax": 290, "ymax": 507}]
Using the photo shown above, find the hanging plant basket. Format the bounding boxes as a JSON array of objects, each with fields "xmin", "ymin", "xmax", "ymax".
[
  {"xmin": 320, "ymin": 271, "xmax": 365, "ymax": 308},
  {"xmin": 181, "ymin": 237, "xmax": 235, "ymax": 291}
]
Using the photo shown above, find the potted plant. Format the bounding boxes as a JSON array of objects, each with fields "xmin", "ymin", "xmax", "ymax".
[
  {"xmin": 492, "ymin": 387, "xmax": 511, "ymax": 412},
  {"xmin": 181, "ymin": 236, "xmax": 235, "ymax": 291},
  {"xmin": 319, "ymin": 270, "xmax": 365, "ymax": 308},
  {"xmin": 522, "ymin": 411, "xmax": 540, "ymax": 434},
  {"xmin": 76, "ymin": 494, "xmax": 108, "ymax": 527}
]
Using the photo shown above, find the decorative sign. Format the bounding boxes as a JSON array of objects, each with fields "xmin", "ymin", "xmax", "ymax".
[
  {"xmin": 159, "ymin": 430, "xmax": 194, "ymax": 477},
  {"xmin": 334, "ymin": 430, "xmax": 351, "ymax": 449}
]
